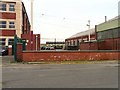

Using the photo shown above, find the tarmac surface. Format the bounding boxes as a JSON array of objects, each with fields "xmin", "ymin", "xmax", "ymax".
[{"xmin": 0, "ymin": 56, "xmax": 119, "ymax": 88}]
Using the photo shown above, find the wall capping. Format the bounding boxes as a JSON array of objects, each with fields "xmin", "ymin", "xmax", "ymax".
[{"xmin": 23, "ymin": 50, "xmax": 120, "ymax": 53}]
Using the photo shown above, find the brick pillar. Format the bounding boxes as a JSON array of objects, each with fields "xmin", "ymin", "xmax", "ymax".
[
  {"xmin": 16, "ymin": 43, "xmax": 23, "ymax": 62},
  {"xmin": 8, "ymin": 45, "xmax": 12, "ymax": 56}
]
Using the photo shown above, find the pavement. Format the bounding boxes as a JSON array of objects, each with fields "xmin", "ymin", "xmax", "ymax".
[{"xmin": 0, "ymin": 56, "xmax": 119, "ymax": 88}]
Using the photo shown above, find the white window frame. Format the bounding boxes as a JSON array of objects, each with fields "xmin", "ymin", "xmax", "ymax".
[
  {"xmin": 0, "ymin": 38, "xmax": 6, "ymax": 45},
  {"xmin": 9, "ymin": 21, "xmax": 15, "ymax": 28},
  {"xmin": 9, "ymin": 4, "xmax": 15, "ymax": 11},
  {"xmin": 8, "ymin": 38, "xmax": 14, "ymax": 45},
  {"xmin": 0, "ymin": 3, "xmax": 7, "ymax": 11},
  {"xmin": 0, "ymin": 21, "xmax": 7, "ymax": 28}
]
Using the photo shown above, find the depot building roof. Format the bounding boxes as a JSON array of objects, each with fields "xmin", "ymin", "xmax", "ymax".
[{"xmin": 66, "ymin": 28, "xmax": 95, "ymax": 40}]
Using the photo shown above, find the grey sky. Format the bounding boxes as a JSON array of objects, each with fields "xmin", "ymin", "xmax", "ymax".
[{"xmin": 22, "ymin": 0, "xmax": 119, "ymax": 43}]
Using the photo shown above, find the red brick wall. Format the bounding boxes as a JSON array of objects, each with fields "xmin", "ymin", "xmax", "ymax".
[
  {"xmin": 8, "ymin": 47, "xmax": 12, "ymax": 56},
  {"xmin": 1, "ymin": 30, "xmax": 16, "ymax": 36},
  {"xmin": 80, "ymin": 43, "xmax": 90, "ymax": 50},
  {"xmin": 22, "ymin": 11, "xmax": 31, "ymax": 34},
  {"xmin": 33, "ymin": 35, "xmax": 36, "ymax": 50},
  {"xmin": 114, "ymin": 38, "xmax": 120, "ymax": 50},
  {"xmin": 98, "ymin": 41, "xmax": 105, "ymax": 50},
  {"xmin": 0, "ymin": 12, "xmax": 16, "ymax": 19},
  {"xmin": 99, "ymin": 38, "xmax": 120, "ymax": 50},
  {"xmin": 21, "ymin": 33, "xmax": 40, "ymax": 50},
  {"xmin": 21, "ymin": 34, "xmax": 33, "ymax": 50},
  {"xmin": 80, "ymin": 38, "xmax": 120, "ymax": 50},
  {"xmin": 22, "ymin": 51, "xmax": 120, "ymax": 62},
  {"xmin": 16, "ymin": 43, "xmax": 23, "ymax": 61},
  {"xmin": 105, "ymin": 39, "xmax": 114, "ymax": 50},
  {"xmin": 89, "ymin": 42, "xmax": 98, "ymax": 50},
  {"xmin": 80, "ymin": 42, "xmax": 98, "ymax": 50}
]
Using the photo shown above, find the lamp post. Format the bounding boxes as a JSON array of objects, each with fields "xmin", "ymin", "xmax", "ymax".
[
  {"xmin": 30, "ymin": 0, "xmax": 34, "ymax": 50},
  {"xmin": 55, "ymin": 38, "xmax": 56, "ymax": 50},
  {"xmin": 36, "ymin": 35, "xmax": 38, "ymax": 51},
  {"xmin": 31, "ymin": 0, "xmax": 34, "ymax": 31},
  {"xmin": 87, "ymin": 20, "xmax": 91, "ymax": 41}
]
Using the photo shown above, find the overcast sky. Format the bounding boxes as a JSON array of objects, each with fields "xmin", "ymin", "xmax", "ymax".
[{"xmin": 22, "ymin": 0, "xmax": 119, "ymax": 43}]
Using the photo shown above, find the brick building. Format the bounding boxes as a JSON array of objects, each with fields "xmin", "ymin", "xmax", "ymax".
[
  {"xmin": 65, "ymin": 28, "xmax": 96, "ymax": 50},
  {"xmin": 96, "ymin": 16, "xmax": 120, "ymax": 50},
  {"xmin": 65, "ymin": 16, "xmax": 120, "ymax": 50},
  {"xmin": 0, "ymin": 0, "xmax": 40, "ymax": 51}
]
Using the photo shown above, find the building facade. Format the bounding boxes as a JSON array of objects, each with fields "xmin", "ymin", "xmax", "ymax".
[
  {"xmin": 65, "ymin": 16, "xmax": 120, "ymax": 50},
  {"xmin": 0, "ymin": 0, "xmax": 27, "ymax": 46},
  {"xmin": 96, "ymin": 16, "xmax": 120, "ymax": 50},
  {"xmin": 65, "ymin": 28, "xmax": 96, "ymax": 50},
  {"xmin": 0, "ymin": 0, "xmax": 40, "ymax": 51}
]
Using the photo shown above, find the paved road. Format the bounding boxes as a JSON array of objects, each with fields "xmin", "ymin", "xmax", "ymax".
[{"xmin": 1, "ymin": 56, "xmax": 119, "ymax": 88}]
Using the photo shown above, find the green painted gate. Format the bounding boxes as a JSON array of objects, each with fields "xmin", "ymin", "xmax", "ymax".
[{"xmin": 13, "ymin": 35, "xmax": 26, "ymax": 61}]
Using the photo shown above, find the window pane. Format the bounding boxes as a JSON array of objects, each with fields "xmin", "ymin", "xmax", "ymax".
[
  {"xmin": 2, "ymin": 4, "xmax": 6, "ymax": 7},
  {"xmin": 0, "ymin": 25, "xmax": 2, "ymax": 28},
  {"xmin": 3, "ymin": 25, "xmax": 6, "ymax": 28},
  {"xmin": 0, "ymin": 25, "xmax": 6, "ymax": 28},
  {"xmin": 10, "ymin": 4, "xmax": 14, "ymax": 7},
  {"xmin": 0, "ymin": 4, "xmax": 6, "ymax": 11},
  {"xmin": 9, "ymin": 25, "xmax": 15, "ymax": 28},
  {"xmin": 0, "ymin": 42, "xmax": 5, "ymax": 45},
  {"xmin": 0, "ymin": 8, "xmax": 6, "ymax": 11},
  {"xmin": 2, "ymin": 8, "xmax": 6, "ymax": 11},
  {"xmin": 0, "ymin": 21, "xmax": 6, "ymax": 28},
  {"xmin": 0, "ymin": 38, "xmax": 6, "ymax": 45},
  {"xmin": 8, "ymin": 39, "xmax": 14, "ymax": 45},
  {"xmin": 9, "ymin": 22, "xmax": 14, "ymax": 24},
  {"xmin": 9, "ymin": 21, "xmax": 15, "ymax": 28},
  {"xmin": 9, "ymin": 4, "xmax": 15, "ymax": 11},
  {"xmin": 8, "ymin": 39, "xmax": 12, "ymax": 41},
  {"xmin": 0, "ymin": 21, "xmax": 6, "ymax": 24},
  {"xmin": 9, "ymin": 8, "xmax": 15, "ymax": 11},
  {"xmin": 0, "ymin": 38, "xmax": 6, "ymax": 41}
]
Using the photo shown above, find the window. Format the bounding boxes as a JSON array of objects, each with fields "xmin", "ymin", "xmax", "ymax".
[
  {"xmin": 0, "ymin": 21, "xmax": 6, "ymax": 28},
  {"xmin": 77, "ymin": 40, "xmax": 79, "ymax": 46},
  {"xmin": 68, "ymin": 42, "xmax": 70, "ymax": 46},
  {"xmin": 0, "ymin": 38, "xmax": 6, "ymax": 45},
  {"xmin": 73, "ymin": 41, "xmax": 75, "ymax": 46},
  {"xmin": 0, "ymin": 3, "xmax": 6, "ymax": 11},
  {"xmin": 9, "ymin": 4, "xmax": 15, "ymax": 11},
  {"xmin": 9, "ymin": 21, "xmax": 15, "ymax": 28},
  {"xmin": 8, "ymin": 39, "xmax": 14, "ymax": 45}
]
